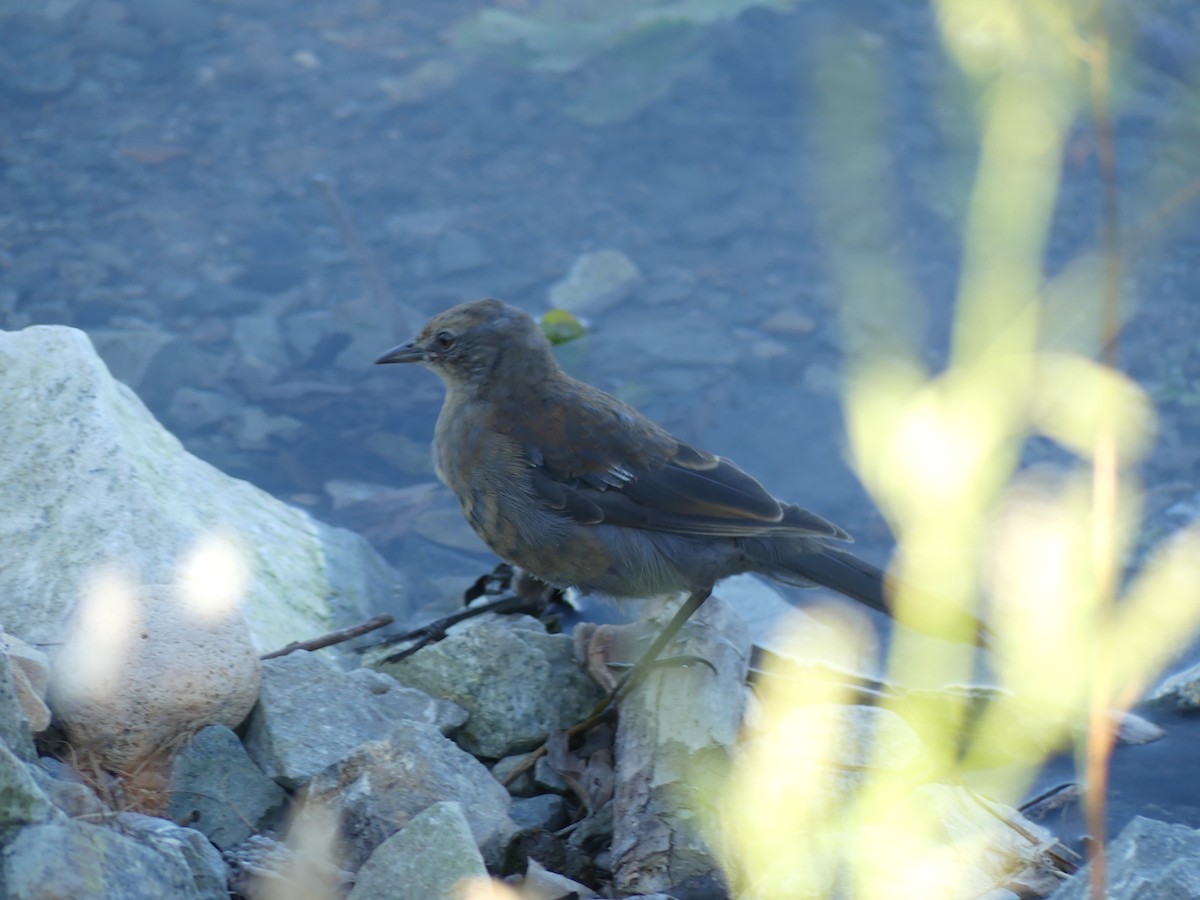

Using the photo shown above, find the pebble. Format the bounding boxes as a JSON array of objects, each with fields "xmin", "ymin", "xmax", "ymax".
[
  {"xmin": 548, "ymin": 249, "xmax": 642, "ymax": 317},
  {"xmin": 762, "ymin": 310, "xmax": 817, "ymax": 336}
]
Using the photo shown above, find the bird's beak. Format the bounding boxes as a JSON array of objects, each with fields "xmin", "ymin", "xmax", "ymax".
[{"xmin": 375, "ymin": 341, "xmax": 426, "ymax": 365}]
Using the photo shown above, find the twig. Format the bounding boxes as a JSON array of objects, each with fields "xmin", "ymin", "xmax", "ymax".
[
  {"xmin": 260, "ymin": 615, "xmax": 394, "ymax": 660},
  {"xmin": 370, "ymin": 593, "xmax": 540, "ymax": 665}
]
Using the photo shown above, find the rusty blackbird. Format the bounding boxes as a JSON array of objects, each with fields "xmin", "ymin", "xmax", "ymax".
[{"xmin": 373, "ymin": 298, "xmax": 928, "ymax": 657}]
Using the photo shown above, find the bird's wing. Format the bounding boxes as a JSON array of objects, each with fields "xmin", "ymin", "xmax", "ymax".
[{"xmin": 501, "ymin": 384, "xmax": 850, "ymax": 541}]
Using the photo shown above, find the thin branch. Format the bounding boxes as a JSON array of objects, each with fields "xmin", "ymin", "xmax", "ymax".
[{"xmin": 260, "ymin": 615, "xmax": 394, "ymax": 660}]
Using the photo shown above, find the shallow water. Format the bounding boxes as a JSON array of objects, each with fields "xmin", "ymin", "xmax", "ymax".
[{"xmin": 4, "ymin": 0, "xmax": 1200, "ymax": 856}]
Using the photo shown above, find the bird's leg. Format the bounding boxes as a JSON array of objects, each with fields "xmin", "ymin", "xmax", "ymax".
[
  {"xmin": 604, "ymin": 587, "xmax": 714, "ymax": 709},
  {"xmin": 498, "ymin": 588, "xmax": 715, "ymax": 790}
]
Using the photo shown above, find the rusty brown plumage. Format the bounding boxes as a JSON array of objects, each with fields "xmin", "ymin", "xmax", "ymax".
[{"xmin": 374, "ymin": 298, "xmax": 895, "ymax": 616}]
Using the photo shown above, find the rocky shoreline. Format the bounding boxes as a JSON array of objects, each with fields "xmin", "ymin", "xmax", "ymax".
[{"xmin": 2, "ymin": 324, "xmax": 1198, "ymax": 899}]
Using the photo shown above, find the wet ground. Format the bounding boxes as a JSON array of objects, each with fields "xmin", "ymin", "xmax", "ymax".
[{"xmin": 4, "ymin": 0, "xmax": 1200, "ymax": 857}]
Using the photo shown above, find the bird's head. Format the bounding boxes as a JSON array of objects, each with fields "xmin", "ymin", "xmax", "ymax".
[{"xmin": 375, "ymin": 298, "xmax": 557, "ymax": 392}]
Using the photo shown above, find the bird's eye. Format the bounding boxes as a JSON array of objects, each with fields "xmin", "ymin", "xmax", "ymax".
[{"xmin": 434, "ymin": 330, "xmax": 456, "ymax": 351}]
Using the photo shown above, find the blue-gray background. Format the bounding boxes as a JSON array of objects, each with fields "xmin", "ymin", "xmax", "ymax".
[{"xmin": 4, "ymin": 0, "xmax": 1199, "ymax": 846}]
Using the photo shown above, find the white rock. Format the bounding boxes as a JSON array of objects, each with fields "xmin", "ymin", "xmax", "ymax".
[
  {"xmin": 0, "ymin": 325, "xmax": 404, "ymax": 654},
  {"xmin": 0, "ymin": 324, "xmax": 408, "ymax": 768},
  {"xmin": 548, "ymin": 248, "xmax": 642, "ymax": 316}
]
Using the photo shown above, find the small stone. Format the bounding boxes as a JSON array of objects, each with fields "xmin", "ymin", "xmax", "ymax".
[
  {"xmin": 28, "ymin": 764, "xmax": 109, "ymax": 821},
  {"xmin": 762, "ymin": 310, "xmax": 816, "ymax": 336},
  {"xmin": 511, "ymin": 794, "xmax": 568, "ymax": 833},
  {"xmin": 492, "ymin": 754, "xmax": 536, "ymax": 796},
  {"xmin": 1049, "ymin": 816, "xmax": 1200, "ymax": 899},
  {"xmin": 380, "ymin": 60, "xmax": 461, "ymax": 106},
  {"xmin": 167, "ymin": 387, "xmax": 234, "ymax": 431},
  {"xmin": 115, "ymin": 812, "xmax": 229, "ymax": 898},
  {"xmin": 750, "ymin": 339, "xmax": 788, "ymax": 360},
  {"xmin": 301, "ymin": 723, "xmax": 515, "ymax": 869},
  {"xmin": 523, "ymin": 858, "xmax": 599, "ymax": 899},
  {"xmin": 89, "ymin": 325, "xmax": 175, "ymax": 391},
  {"xmin": 0, "ymin": 743, "xmax": 61, "ymax": 826},
  {"xmin": 233, "ymin": 405, "xmax": 304, "ymax": 450},
  {"xmin": 548, "ymin": 249, "xmax": 642, "ymax": 316},
  {"xmin": 292, "ymin": 49, "xmax": 320, "ymax": 69},
  {"xmin": 244, "ymin": 651, "xmax": 466, "ymax": 790},
  {"xmin": 0, "ymin": 642, "xmax": 37, "ymax": 760},
  {"xmin": 412, "ymin": 507, "xmax": 491, "ymax": 554},
  {"xmin": 534, "ymin": 756, "xmax": 570, "ymax": 794},
  {"xmin": 347, "ymin": 801, "xmax": 487, "ymax": 900},
  {"xmin": 2, "ymin": 820, "xmax": 211, "ymax": 899},
  {"xmin": 802, "ymin": 362, "xmax": 841, "ymax": 397},
  {"xmin": 1149, "ymin": 661, "xmax": 1200, "ymax": 710},
  {"xmin": 368, "ymin": 615, "xmax": 603, "ymax": 759},
  {"xmin": 167, "ymin": 725, "xmax": 289, "ymax": 849}
]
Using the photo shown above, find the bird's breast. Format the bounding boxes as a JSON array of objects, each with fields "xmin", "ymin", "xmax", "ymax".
[{"xmin": 432, "ymin": 398, "xmax": 610, "ymax": 589}]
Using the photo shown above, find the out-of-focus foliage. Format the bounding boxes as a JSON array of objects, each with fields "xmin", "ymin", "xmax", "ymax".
[
  {"xmin": 452, "ymin": 0, "xmax": 799, "ymax": 124},
  {"xmin": 714, "ymin": 1, "xmax": 1200, "ymax": 897}
]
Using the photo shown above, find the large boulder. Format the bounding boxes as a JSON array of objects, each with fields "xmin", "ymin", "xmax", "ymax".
[
  {"xmin": 0, "ymin": 324, "xmax": 406, "ymax": 654},
  {"xmin": 0, "ymin": 325, "xmax": 408, "ymax": 775}
]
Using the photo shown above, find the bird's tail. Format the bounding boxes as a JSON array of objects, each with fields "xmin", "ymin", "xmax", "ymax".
[
  {"xmin": 761, "ymin": 544, "xmax": 890, "ymax": 616},
  {"xmin": 756, "ymin": 541, "xmax": 992, "ymax": 647}
]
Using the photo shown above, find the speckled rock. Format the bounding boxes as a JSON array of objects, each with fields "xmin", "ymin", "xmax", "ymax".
[
  {"xmin": 244, "ymin": 650, "xmax": 467, "ymax": 789},
  {"xmin": 367, "ymin": 614, "xmax": 603, "ymax": 759},
  {"xmin": 50, "ymin": 581, "xmax": 261, "ymax": 775},
  {"xmin": 301, "ymin": 722, "xmax": 515, "ymax": 870}
]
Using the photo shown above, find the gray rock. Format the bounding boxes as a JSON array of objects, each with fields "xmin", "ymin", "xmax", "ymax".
[
  {"xmin": 346, "ymin": 801, "xmax": 487, "ymax": 900},
  {"xmin": 1050, "ymin": 816, "xmax": 1200, "ymax": 899},
  {"xmin": 89, "ymin": 325, "xmax": 175, "ymax": 392},
  {"xmin": 1149, "ymin": 661, "xmax": 1200, "ymax": 710},
  {"xmin": 491, "ymin": 753, "xmax": 536, "ymax": 796},
  {"xmin": 115, "ymin": 812, "xmax": 229, "ymax": 898},
  {"xmin": 568, "ymin": 799, "xmax": 613, "ymax": 850},
  {"xmin": 282, "ymin": 308, "xmax": 335, "ymax": 358},
  {"xmin": 1, "ymin": 819, "xmax": 217, "ymax": 899},
  {"xmin": 1, "ymin": 633, "xmax": 51, "ymax": 734},
  {"xmin": 231, "ymin": 310, "xmax": 290, "ymax": 383},
  {"xmin": 411, "ymin": 507, "xmax": 492, "ymax": 553},
  {"xmin": 368, "ymin": 614, "xmax": 603, "ymax": 758},
  {"xmin": 167, "ymin": 387, "xmax": 236, "ymax": 431},
  {"xmin": 523, "ymin": 857, "xmax": 599, "ymax": 899},
  {"xmin": 510, "ymin": 794, "xmax": 568, "ymax": 833},
  {"xmin": 548, "ymin": 249, "xmax": 642, "ymax": 316},
  {"xmin": 0, "ymin": 325, "xmax": 408, "ymax": 661},
  {"xmin": 27, "ymin": 762, "xmax": 109, "ymax": 821},
  {"xmin": 232, "ymin": 404, "xmax": 305, "ymax": 451},
  {"xmin": 244, "ymin": 651, "xmax": 466, "ymax": 789},
  {"xmin": 223, "ymin": 832, "xmax": 352, "ymax": 899},
  {"xmin": 534, "ymin": 756, "xmax": 570, "ymax": 794},
  {"xmin": 0, "ymin": 743, "xmax": 61, "ymax": 827},
  {"xmin": 0, "ymin": 648, "xmax": 35, "ymax": 762},
  {"xmin": 167, "ymin": 725, "xmax": 289, "ymax": 849},
  {"xmin": 302, "ymin": 722, "xmax": 515, "ymax": 869},
  {"xmin": 137, "ymin": 337, "xmax": 233, "ymax": 409}
]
